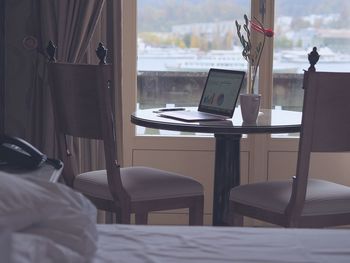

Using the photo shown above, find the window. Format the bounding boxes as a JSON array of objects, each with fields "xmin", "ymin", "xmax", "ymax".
[
  {"xmin": 273, "ymin": 0, "xmax": 350, "ymax": 112},
  {"xmin": 135, "ymin": 1, "xmax": 350, "ymax": 137},
  {"xmin": 270, "ymin": 0, "xmax": 350, "ymax": 138},
  {"xmin": 136, "ymin": 0, "xmax": 250, "ymax": 135}
]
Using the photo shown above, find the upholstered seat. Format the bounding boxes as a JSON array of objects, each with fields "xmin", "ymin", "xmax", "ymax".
[
  {"xmin": 74, "ymin": 167, "xmax": 203, "ymax": 202},
  {"xmin": 230, "ymin": 179, "xmax": 350, "ymax": 216}
]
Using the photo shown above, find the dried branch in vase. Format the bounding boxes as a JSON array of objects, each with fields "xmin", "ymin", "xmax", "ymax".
[{"xmin": 235, "ymin": 14, "xmax": 274, "ymax": 94}]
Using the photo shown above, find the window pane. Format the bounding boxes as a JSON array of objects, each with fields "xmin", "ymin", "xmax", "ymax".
[
  {"xmin": 137, "ymin": 0, "xmax": 249, "ymax": 136},
  {"xmin": 274, "ymin": 0, "xmax": 350, "ymax": 111},
  {"xmin": 273, "ymin": 0, "xmax": 350, "ymax": 137}
]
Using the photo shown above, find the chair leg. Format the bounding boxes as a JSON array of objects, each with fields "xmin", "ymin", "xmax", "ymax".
[
  {"xmin": 114, "ymin": 208, "xmax": 122, "ymax": 223},
  {"xmin": 231, "ymin": 213, "xmax": 243, "ymax": 226},
  {"xmin": 119, "ymin": 210, "xmax": 131, "ymax": 224},
  {"xmin": 228, "ymin": 202, "xmax": 243, "ymax": 226},
  {"xmin": 135, "ymin": 213, "xmax": 148, "ymax": 225},
  {"xmin": 105, "ymin": 211, "xmax": 114, "ymax": 224},
  {"xmin": 189, "ymin": 197, "xmax": 204, "ymax": 226}
]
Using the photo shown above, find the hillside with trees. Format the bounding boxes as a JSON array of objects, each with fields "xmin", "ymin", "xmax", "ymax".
[
  {"xmin": 138, "ymin": 0, "xmax": 349, "ymax": 32},
  {"xmin": 138, "ymin": 0, "xmax": 248, "ymax": 32},
  {"xmin": 137, "ymin": 0, "xmax": 350, "ymax": 52}
]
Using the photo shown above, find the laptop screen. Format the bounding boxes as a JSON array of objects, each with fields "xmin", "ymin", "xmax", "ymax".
[{"xmin": 198, "ymin": 68, "xmax": 245, "ymax": 117}]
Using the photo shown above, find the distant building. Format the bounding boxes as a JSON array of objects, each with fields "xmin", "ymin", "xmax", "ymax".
[
  {"xmin": 172, "ymin": 20, "xmax": 235, "ymax": 40},
  {"xmin": 316, "ymin": 29, "xmax": 350, "ymax": 53}
]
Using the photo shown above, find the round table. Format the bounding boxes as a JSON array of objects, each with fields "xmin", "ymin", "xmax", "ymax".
[{"xmin": 131, "ymin": 108, "xmax": 302, "ymax": 225}]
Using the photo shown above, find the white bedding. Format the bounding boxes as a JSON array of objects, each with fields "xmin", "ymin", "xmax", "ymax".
[
  {"xmin": 0, "ymin": 173, "xmax": 98, "ymax": 262},
  {"xmin": 2, "ymin": 172, "xmax": 350, "ymax": 263},
  {"xmin": 94, "ymin": 224, "xmax": 350, "ymax": 263}
]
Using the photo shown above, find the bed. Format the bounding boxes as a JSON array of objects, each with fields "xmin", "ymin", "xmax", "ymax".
[
  {"xmin": 1, "ymin": 172, "xmax": 350, "ymax": 263},
  {"xmin": 95, "ymin": 225, "xmax": 350, "ymax": 263}
]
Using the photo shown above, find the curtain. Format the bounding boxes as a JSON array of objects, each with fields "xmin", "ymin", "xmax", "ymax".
[
  {"xmin": 39, "ymin": 0, "xmax": 105, "ymax": 63},
  {"xmin": 28, "ymin": 0, "xmax": 106, "ymax": 172},
  {"xmin": 4, "ymin": 0, "xmax": 121, "ymax": 222},
  {"xmin": 0, "ymin": 0, "xmax": 4, "ymax": 135},
  {"xmin": 4, "ymin": 0, "xmax": 123, "ymax": 176}
]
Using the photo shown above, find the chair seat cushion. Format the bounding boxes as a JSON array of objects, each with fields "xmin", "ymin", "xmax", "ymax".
[
  {"xmin": 230, "ymin": 179, "xmax": 350, "ymax": 216},
  {"xmin": 74, "ymin": 166, "xmax": 203, "ymax": 202}
]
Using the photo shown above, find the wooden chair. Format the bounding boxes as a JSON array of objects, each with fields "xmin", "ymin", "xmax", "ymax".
[
  {"xmin": 229, "ymin": 70, "xmax": 350, "ymax": 227},
  {"xmin": 47, "ymin": 42, "xmax": 204, "ymax": 225}
]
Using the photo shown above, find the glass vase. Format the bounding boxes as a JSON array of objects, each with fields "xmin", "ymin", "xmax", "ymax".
[
  {"xmin": 240, "ymin": 63, "xmax": 261, "ymax": 123},
  {"xmin": 246, "ymin": 63, "xmax": 257, "ymax": 94}
]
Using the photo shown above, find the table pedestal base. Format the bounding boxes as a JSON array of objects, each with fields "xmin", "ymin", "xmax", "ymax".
[{"xmin": 213, "ymin": 134, "xmax": 242, "ymax": 226}]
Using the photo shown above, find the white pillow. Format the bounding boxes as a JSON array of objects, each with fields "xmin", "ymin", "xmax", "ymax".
[{"xmin": 0, "ymin": 173, "xmax": 98, "ymax": 260}]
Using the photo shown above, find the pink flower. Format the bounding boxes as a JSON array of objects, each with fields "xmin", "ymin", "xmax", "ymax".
[
  {"xmin": 250, "ymin": 21, "xmax": 274, "ymax": 38},
  {"xmin": 235, "ymin": 15, "xmax": 274, "ymax": 94}
]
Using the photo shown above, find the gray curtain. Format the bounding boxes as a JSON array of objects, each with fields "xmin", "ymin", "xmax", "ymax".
[
  {"xmin": 39, "ymin": 0, "xmax": 105, "ymax": 63},
  {"xmin": 4, "ymin": 0, "xmax": 123, "ymax": 177},
  {"xmin": 28, "ymin": 0, "xmax": 106, "ymax": 172},
  {"xmin": 0, "ymin": 1, "xmax": 4, "ymax": 134}
]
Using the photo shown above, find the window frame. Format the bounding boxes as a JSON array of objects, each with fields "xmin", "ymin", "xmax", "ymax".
[{"xmin": 120, "ymin": 0, "xmax": 278, "ymax": 164}]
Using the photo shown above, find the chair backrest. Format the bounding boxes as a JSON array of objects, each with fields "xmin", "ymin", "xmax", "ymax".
[
  {"xmin": 49, "ymin": 63, "xmax": 112, "ymax": 139},
  {"xmin": 286, "ymin": 71, "xmax": 350, "ymax": 223},
  {"xmin": 47, "ymin": 43, "xmax": 125, "ymax": 203}
]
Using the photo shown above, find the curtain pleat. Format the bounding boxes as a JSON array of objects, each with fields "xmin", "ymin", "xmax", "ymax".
[{"xmin": 41, "ymin": 0, "xmax": 104, "ymax": 63}]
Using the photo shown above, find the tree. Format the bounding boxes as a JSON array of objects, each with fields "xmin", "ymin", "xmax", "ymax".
[
  {"xmin": 183, "ymin": 34, "xmax": 192, "ymax": 48},
  {"xmin": 140, "ymin": 32, "xmax": 162, "ymax": 46},
  {"xmin": 290, "ymin": 17, "xmax": 311, "ymax": 30},
  {"xmin": 224, "ymin": 31, "xmax": 234, "ymax": 49},
  {"xmin": 190, "ymin": 34, "xmax": 201, "ymax": 48},
  {"xmin": 274, "ymin": 36, "xmax": 293, "ymax": 49},
  {"xmin": 296, "ymin": 38, "xmax": 303, "ymax": 48}
]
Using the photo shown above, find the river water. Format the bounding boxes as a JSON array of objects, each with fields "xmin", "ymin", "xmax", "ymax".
[{"xmin": 137, "ymin": 48, "xmax": 350, "ymax": 73}]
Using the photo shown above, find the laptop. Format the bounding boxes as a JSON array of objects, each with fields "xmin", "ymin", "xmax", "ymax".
[{"xmin": 158, "ymin": 68, "xmax": 245, "ymax": 122}]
